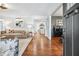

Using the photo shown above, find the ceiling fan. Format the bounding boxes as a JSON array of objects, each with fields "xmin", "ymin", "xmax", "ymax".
[{"xmin": 0, "ymin": 3, "xmax": 8, "ymax": 9}]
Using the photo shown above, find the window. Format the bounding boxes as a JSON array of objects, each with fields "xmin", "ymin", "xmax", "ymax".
[{"xmin": 56, "ymin": 19, "xmax": 63, "ymax": 26}]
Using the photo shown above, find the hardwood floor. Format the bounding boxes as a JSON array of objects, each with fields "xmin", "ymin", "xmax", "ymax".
[{"xmin": 22, "ymin": 33, "xmax": 63, "ymax": 56}]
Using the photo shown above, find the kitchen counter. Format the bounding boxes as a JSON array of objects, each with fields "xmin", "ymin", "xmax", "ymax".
[
  {"xmin": 19, "ymin": 37, "xmax": 32, "ymax": 56},
  {"xmin": 0, "ymin": 37, "xmax": 32, "ymax": 56},
  {"xmin": 0, "ymin": 39, "xmax": 18, "ymax": 56}
]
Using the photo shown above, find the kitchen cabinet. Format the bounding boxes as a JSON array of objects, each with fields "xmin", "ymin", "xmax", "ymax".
[
  {"xmin": 67, "ymin": 3, "xmax": 75, "ymax": 10},
  {"xmin": 64, "ymin": 15, "xmax": 72, "ymax": 56},
  {"xmin": 63, "ymin": 3, "xmax": 79, "ymax": 56},
  {"xmin": 73, "ymin": 13, "xmax": 79, "ymax": 56}
]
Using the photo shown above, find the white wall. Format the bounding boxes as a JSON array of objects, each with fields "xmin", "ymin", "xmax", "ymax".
[
  {"xmin": 48, "ymin": 16, "xmax": 51, "ymax": 40},
  {"xmin": 0, "ymin": 16, "xmax": 34, "ymax": 31},
  {"xmin": 0, "ymin": 15, "xmax": 51, "ymax": 39}
]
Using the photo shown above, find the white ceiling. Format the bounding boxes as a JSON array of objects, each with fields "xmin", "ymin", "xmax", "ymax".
[
  {"xmin": 0, "ymin": 3, "xmax": 62, "ymax": 17},
  {"xmin": 52, "ymin": 4, "xmax": 63, "ymax": 16}
]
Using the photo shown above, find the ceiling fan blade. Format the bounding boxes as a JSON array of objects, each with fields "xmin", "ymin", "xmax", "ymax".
[{"xmin": 0, "ymin": 6, "xmax": 8, "ymax": 9}]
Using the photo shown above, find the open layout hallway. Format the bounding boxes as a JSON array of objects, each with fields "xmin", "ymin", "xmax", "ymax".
[{"xmin": 22, "ymin": 32, "xmax": 63, "ymax": 56}]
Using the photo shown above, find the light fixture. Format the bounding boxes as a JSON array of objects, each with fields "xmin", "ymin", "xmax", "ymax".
[
  {"xmin": 16, "ymin": 17, "xmax": 24, "ymax": 21},
  {"xmin": 0, "ymin": 3, "xmax": 8, "ymax": 9}
]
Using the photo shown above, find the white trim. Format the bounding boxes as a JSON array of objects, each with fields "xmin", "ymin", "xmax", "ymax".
[{"xmin": 48, "ymin": 16, "xmax": 51, "ymax": 40}]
